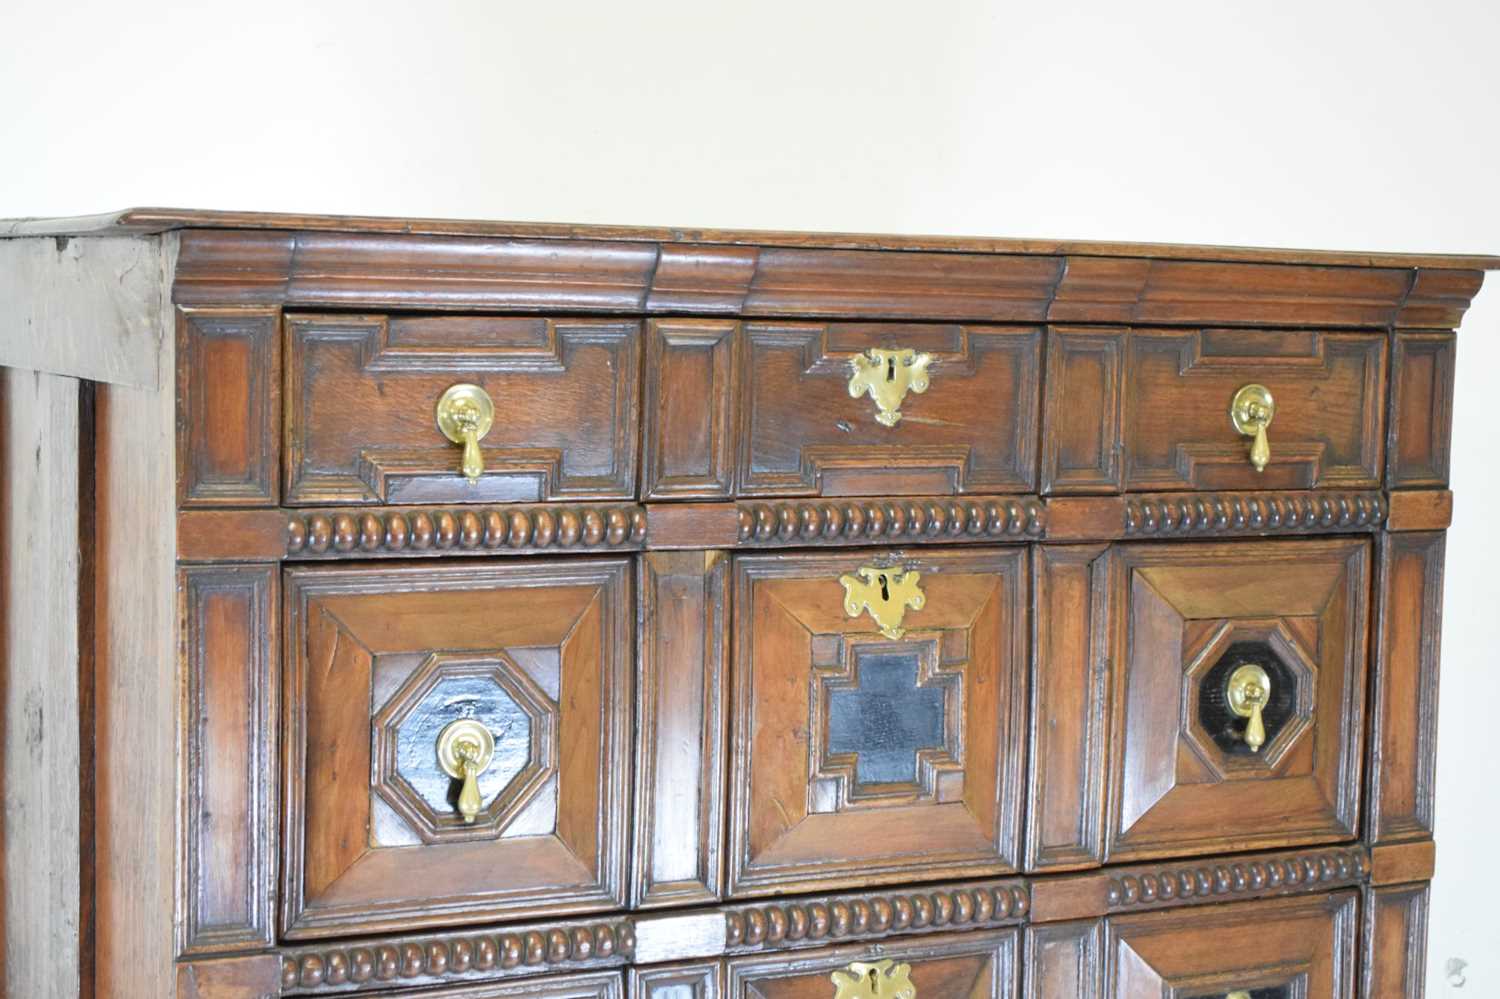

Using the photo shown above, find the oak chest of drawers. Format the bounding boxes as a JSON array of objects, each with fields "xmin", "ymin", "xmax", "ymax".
[{"xmin": 2, "ymin": 209, "xmax": 1494, "ymax": 998}]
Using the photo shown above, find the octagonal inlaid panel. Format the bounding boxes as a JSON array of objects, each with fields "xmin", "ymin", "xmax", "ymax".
[{"xmin": 372, "ymin": 652, "xmax": 554, "ymax": 843}]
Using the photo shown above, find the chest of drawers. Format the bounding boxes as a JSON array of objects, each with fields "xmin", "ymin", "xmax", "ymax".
[{"xmin": 2, "ymin": 209, "xmax": 1493, "ymax": 998}]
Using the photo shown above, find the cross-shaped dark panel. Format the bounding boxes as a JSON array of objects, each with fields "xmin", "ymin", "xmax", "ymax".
[{"xmin": 827, "ymin": 650, "xmax": 946, "ymax": 788}]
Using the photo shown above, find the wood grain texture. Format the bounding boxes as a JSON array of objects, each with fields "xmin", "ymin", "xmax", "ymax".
[
  {"xmin": 643, "ymin": 320, "xmax": 737, "ymax": 498},
  {"xmin": 371, "ymin": 973, "xmax": 625, "ymax": 998},
  {"xmin": 0, "ymin": 235, "xmax": 164, "ymax": 387},
  {"xmin": 178, "ymin": 566, "xmax": 277, "ymax": 956},
  {"xmin": 1385, "ymin": 490, "xmax": 1452, "ymax": 532},
  {"xmin": 177, "ymin": 308, "xmax": 280, "ymax": 505},
  {"xmin": 277, "ymin": 916, "xmax": 634, "ymax": 994},
  {"xmin": 738, "ymin": 323, "xmax": 1041, "ymax": 496},
  {"xmin": 1370, "ymin": 840, "xmax": 1436, "ymax": 885},
  {"xmin": 92, "ymin": 232, "xmax": 178, "ymax": 997},
  {"xmin": 284, "ymin": 315, "xmax": 640, "ymax": 504},
  {"xmin": 1040, "ymin": 329, "xmax": 1124, "ymax": 493},
  {"xmin": 175, "ymin": 954, "xmax": 282, "ymax": 999},
  {"xmin": 725, "ymin": 929, "xmax": 1019, "ymax": 998},
  {"xmin": 1023, "ymin": 920, "xmax": 1102, "ymax": 999},
  {"xmin": 1123, "ymin": 329, "xmax": 1387, "ymax": 491},
  {"xmin": 281, "ymin": 559, "xmax": 632, "ymax": 938},
  {"xmin": 1362, "ymin": 882, "xmax": 1430, "ymax": 998},
  {"xmin": 1102, "ymin": 892, "xmax": 1358, "ymax": 997},
  {"xmin": 728, "ymin": 548, "xmax": 1028, "ymax": 896},
  {"xmin": 14, "ymin": 206, "xmax": 1498, "ymax": 269},
  {"xmin": 1367, "ymin": 532, "xmax": 1446, "ymax": 844},
  {"xmin": 1028, "ymin": 545, "xmax": 1111, "ymax": 871},
  {"xmin": 630, "ymin": 962, "xmax": 724, "ymax": 999},
  {"xmin": 1387, "ymin": 332, "xmax": 1456, "ymax": 489},
  {"xmin": 2, "ymin": 368, "xmax": 82, "ymax": 999},
  {"xmin": 633, "ymin": 551, "xmax": 729, "ymax": 908},
  {"xmin": 1106, "ymin": 538, "xmax": 1370, "ymax": 862}
]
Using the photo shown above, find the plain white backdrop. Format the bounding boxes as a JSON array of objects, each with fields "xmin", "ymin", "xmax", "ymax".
[{"xmin": 3, "ymin": 1, "xmax": 1496, "ymax": 990}]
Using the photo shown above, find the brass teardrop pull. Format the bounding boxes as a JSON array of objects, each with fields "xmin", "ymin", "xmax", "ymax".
[
  {"xmin": 435, "ymin": 383, "xmax": 496, "ymax": 483},
  {"xmin": 1226, "ymin": 663, "xmax": 1271, "ymax": 753},
  {"xmin": 1230, "ymin": 384, "xmax": 1275, "ymax": 472},
  {"xmin": 436, "ymin": 718, "xmax": 496, "ymax": 823}
]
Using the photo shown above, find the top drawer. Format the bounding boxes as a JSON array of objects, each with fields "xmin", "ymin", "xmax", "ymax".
[
  {"xmin": 644, "ymin": 320, "xmax": 1041, "ymax": 498},
  {"xmin": 1043, "ymin": 328, "xmax": 1388, "ymax": 493},
  {"xmin": 285, "ymin": 315, "xmax": 640, "ymax": 505}
]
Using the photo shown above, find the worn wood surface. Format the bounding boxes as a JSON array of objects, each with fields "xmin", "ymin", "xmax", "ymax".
[
  {"xmin": 1362, "ymin": 882, "xmax": 1430, "ymax": 998},
  {"xmin": 0, "ymin": 236, "xmax": 164, "ymax": 388},
  {"xmin": 2, "ymin": 367, "xmax": 82, "ymax": 999}
]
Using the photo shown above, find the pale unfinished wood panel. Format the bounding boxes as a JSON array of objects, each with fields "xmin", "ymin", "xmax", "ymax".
[{"xmin": 2, "ymin": 367, "xmax": 82, "ymax": 999}]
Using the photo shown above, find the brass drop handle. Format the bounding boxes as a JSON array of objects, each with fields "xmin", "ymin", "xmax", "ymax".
[
  {"xmin": 1226, "ymin": 663, "xmax": 1271, "ymax": 753},
  {"xmin": 435, "ymin": 383, "xmax": 496, "ymax": 483},
  {"xmin": 847, "ymin": 348, "xmax": 932, "ymax": 427},
  {"xmin": 1230, "ymin": 384, "xmax": 1275, "ymax": 472},
  {"xmin": 831, "ymin": 959, "xmax": 916, "ymax": 998},
  {"xmin": 1226, "ymin": 992, "xmax": 1252, "ymax": 999},
  {"xmin": 436, "ymin": 718, "xmax": 496, "ymax": 824}
]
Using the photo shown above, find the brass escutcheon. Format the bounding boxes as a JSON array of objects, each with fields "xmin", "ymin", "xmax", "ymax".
[
  {"xmin": 435, "ymin": 383, "xmax": 496, "ymax": 483},
  {"xmin": 436, "ymin": 718, "xmax": 496, "ymax": 824},
  {"xmin": 847, "ymin": 348, "xmax": 932, "ymax": 427},
  {"xmin": 1229, "ymin": 383, "xmax": 1276, "ymax": 472},
  {"xmin": 1226, "ymin": 663, "xmax": 1272, "ymax": 753},
  {"xmin": 831, "ymin": 959, "xmax": 916, "ymax": 999},
  {"xmin": 838, "ymin": 565, "xmax": 925, "ymax": 640}
]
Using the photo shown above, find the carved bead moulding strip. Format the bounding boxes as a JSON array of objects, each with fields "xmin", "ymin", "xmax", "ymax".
[
  {"xmin": 278, "ymin": 918, "xmax": 635, "ymax": 994},
  {"xmin": 735, "ymin": 497, "xmax": 1045, "ymax": 546},
  {"xmin": 723, "ymin": 879, "xmax": 1030, "ymax": 954},
  {"xmin": 1105, "ymin": 845, "xmax": 1368, "ymax": 913},
  {"xmin": 1123, "ymin": 490, "xmax": 1387, "ymax": 537},
  {"xmin": 284, "ymin": 504, "xmax": 648, "ymax": 558}
]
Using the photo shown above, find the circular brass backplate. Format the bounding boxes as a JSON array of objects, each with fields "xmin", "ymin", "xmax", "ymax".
[
  {"xmin": 1225, "ymin": 662, "xmax": 1272, "ymax": 718},
  {"xmin": 1229, "ymin": 383, "xmax": 1275, "ymax": 435},
  {"xmin": 435, "ymin": 383, "xmax": 495, "ymax": 444},
  {"xmin": 436, "ymin": 718, "xmax": 496, "ymax": 779}
]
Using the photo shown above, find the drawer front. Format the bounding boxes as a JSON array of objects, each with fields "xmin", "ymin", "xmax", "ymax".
[
  {"xmin": 1103, "ymin": 892, "xmax": 1357, "ymax": 997},
  {"xmin": 1124, "ymin": 329, "xmax": 1386, "ymax": 491},
  {"xmin": 281, "ymin": 559, "xmax": 632, "ymax": 938},
  {"xmin": 370, "ymin": 971, "xmax": 623, "ymax": 997},
  {"xmin": 1106, "ymin": 538, "xmax": 1369, "ymax": 862},
  {"xmin": 286, "ymin": 315, "xmax": 640, "ymax": 505},
  {"xmin": 729, "ymin": 549, "xmax": 1028, "ymax": 896},
  {"xmin": 646, "ymin": 321, "xmax": 1041, "ymax": 498},
  {"xmin": 728, "ymin": 930, "xmax": 1019, "ymax": 997}
]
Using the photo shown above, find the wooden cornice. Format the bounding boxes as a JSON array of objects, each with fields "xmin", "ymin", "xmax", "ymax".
[{"xmin": 154, "ymin": 226, "xmax": 1491, "ymax": 328}]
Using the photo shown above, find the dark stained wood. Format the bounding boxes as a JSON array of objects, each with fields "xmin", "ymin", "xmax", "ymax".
[
  {"xmin": 1367, "ymin": 532, "xmax": 1446, "ymax": 844},
  {"xmin": 178, "ymin": 565, "xmax": 277, "ymax": 956},
  {"xmin": 281, "ymin": 559, "xmax": 632, "ymax": 938},
  {"xmin": 1362, "ymin": 882, "xmax": 1430, "ymax": 998},
  {"xmin": 1370, "ymin": 840, "xmax": 1436, "ymax": 885},
  {"xmin": 1106, "ymin": 538, "xmax": 1370, "ymax": 862},
  {"xmin": 1123, "ymin": 329, "xmax": 1387, "ymax": 491},
  {"xmin": 1101, "ymin": 892, "xmax": 1358, "ymax": 996},
  {"xmin": 1027, "ymin": 545, "xmax": 1111, "ymax": 871},
  {"xmin": 284, "ymin": 315, "xmax": 640, "ymax": 504},
  {"xmin": 177, "ymin": 308, "xmax": 280, "ymax": 505},
  {"xmin": 372, "ymin": 973, "xmax": 626, "ymax": 998},
  {"xmin": 725, "ymin": 929, "xmax": 1019, "ymax": 998},
  {"xmin": 1387, "ymin": 332, "xmax": 1457, "ymax": 488},
  {"xmin": 642, "ymin": 321, "xmax": 737, "ymax": 498},
  {"xmin": 737, "ymin": 323, "xmax": 1041, "ymax": 496},
  {"xmin": 1040, "ymin": 329, "xmax": 1124, "ymax": 493},
  {"xmin": 633, "ymin": 551, "xmax": 729, "ymax": 908},
  {"xmin": 728, "ymin": 549, "xmax": 1028, "ymax": 896}
]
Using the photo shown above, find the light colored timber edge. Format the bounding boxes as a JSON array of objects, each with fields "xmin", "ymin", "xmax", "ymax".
[
  {"xmin": 93, "ymin": 233, "xmax": 177, "ymax": 996},
  {"xmin": 4, "ymin": 207, "xmax": 1499, "ymax": 270},
  {"xmin": 0, "ymin": 235, "xmax": 165, "ymax": 389},
  {"xmin": 3, "ymin": 367, "xmax": 82, "ymax": 998}
]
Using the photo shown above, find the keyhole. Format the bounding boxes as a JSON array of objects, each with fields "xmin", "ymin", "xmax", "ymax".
[
  {"xmin": 878, "ymin": 573, "xmax": 890, "ymax": 601},
  {"xmin": 886, "ymin": 357, "xmax": 896, "ymax": 381},
  {"xmin": 869, "ymin": 969, "xmax": 879, "ymax": 987}
]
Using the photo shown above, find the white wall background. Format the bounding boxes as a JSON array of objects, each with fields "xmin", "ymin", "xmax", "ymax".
[{"xmin": 3, "ymin": 0, "xmax": 1495, "ymax": 989}]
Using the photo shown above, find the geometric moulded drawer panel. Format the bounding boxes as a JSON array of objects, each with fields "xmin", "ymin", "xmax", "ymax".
[{"xmin": 280, "ymin": 558, "xmax": 632, "ymax": 938}]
